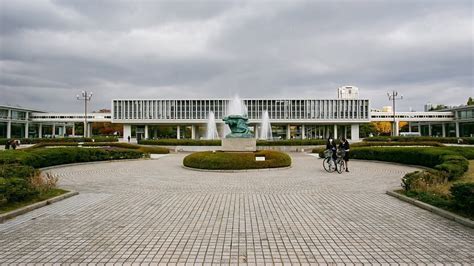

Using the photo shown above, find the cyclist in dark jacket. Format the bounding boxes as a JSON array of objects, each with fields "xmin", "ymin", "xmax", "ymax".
[{"xmin": 338, "ymin": 137, "xmax": 350, "ymax": 172}]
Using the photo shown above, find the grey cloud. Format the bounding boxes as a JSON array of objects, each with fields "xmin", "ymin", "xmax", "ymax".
[{"xmin": 0, "ymin": 0, "xmax": 472, "ymax": 112}]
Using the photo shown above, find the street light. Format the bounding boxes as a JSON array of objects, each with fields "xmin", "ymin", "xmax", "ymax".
[
  {"xmin": 76, "ymin": 91, "xmax": 93, "ymax": 138},
  {"xmin": 387, "ymin": 91, "xmax": 403, "ymax": 136}
]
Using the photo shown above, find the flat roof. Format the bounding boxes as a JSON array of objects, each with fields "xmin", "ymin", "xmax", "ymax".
[{"xmin": 0, "ymin": 104, "xmax": 44, "ymax": 113}]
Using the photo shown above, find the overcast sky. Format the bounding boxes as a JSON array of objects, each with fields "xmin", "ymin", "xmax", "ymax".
[{"xmin": 1, "ymin": 0, "xmax": 472, "ymax": 112}]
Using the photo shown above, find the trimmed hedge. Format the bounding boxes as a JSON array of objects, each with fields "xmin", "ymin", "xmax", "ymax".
[
  {"xmin": 30, "ymin": 142, "xmax": 169, "ymax": 154},
  {"xmin": 311, "ymin": 141, "xmax": 445, "ymax": 155},
  {"xmin": 183, "ymin": 150, "xmax": 291, "ymax": 170},
  {"xmin": 140, "ymin": 139, "xmax": 327, "ymax": 146},
  {"xmin": 364, "ymin": 136, "xmax": 474, "ymax": 144},
  {"xmin": 451, "ymin": 183, "xmax": 474, "ymax": 214},
  {"xmin": 0, "ymin": 137, "xmax": 118, "ymax": 145},
  {"xmin": 140, "ymin": 139, "xmax": 221, "ymax": 146},
  {"xmin": 0, "ymin": 148, "xmax": 144, "ymax": 168}
]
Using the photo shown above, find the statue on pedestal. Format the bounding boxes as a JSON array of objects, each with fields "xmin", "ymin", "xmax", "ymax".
[{"xmin": 223, "ymin": 115, "xmax": 253, "ymax": 138}]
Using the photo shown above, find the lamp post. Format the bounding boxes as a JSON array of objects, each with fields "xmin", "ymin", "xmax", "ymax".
[
  {"xmin": 387, "ymin": 91, "xmax": 403, "ymax": 136},
  {"xmin": 76, "ymin": 91, "xmax": 93, "ymax": 138}
]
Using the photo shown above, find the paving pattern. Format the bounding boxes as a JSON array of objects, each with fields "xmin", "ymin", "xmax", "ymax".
[{"xmin": 1, "ymin": 153, "xmax": 473, "ymax": 264}]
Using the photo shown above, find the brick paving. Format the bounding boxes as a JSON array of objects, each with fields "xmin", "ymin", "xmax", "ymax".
[{"xmin": 0, "ymin": 153, "xmax": 473, "ymax": 264}]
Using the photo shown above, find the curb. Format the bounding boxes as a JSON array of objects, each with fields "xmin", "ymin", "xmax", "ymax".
[
  {"xmin": 0, "ymin": 191, "xmax": 79, "ymax": 223},
  {"xmin": 386, "ymin": 190, "xmax": 473, "ymax": 228},
  {"xmin": 181, "ymin": 165, "xmax": 292, "ymax": 173}
]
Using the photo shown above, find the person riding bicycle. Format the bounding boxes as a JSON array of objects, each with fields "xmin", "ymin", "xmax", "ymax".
[
  {"xmin": 338, "ymin": 137, "xmax": 350, "ymax": 172},
  {"xmin": 326, "ymin": 137, "xmax": 338, "ymax": 171}
]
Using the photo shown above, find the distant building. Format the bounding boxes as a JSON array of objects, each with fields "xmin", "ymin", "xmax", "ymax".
[
  {"xmin": 337, "ymin": 86, "xmax": 359, "ymax": 99},
  {"xmin": 382, "ymin": 106, "xmax": 393, "ymax": 113}
]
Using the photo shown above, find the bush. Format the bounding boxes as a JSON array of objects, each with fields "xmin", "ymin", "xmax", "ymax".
[
  {"xmin": 0, "ymin": 178, "xmax": 39, "ymax": 203},
  {"xmin": 183, "ymin": 150, "xmax": 291, "ymax": 170},
  {"xmin": 0, "ymin": 137, "xmax": 118, "ymax": 145},
  {"xmin": 140, "ymin": 139, "xmax": 221, "ymax": 146},
  {"xmin": 257, "ymin": 139, "xmax": 326, "ymax": 146},
  {"xmin": 30, "ymin": 142, "xmax": 170, "ymax": 154},
  {"xmin": 140, "ymin": 139, "xmax": 327, "ymax": 146},
  {"xmin": 450, "ymin": 183, "xmax": 474, "ymax": 215},
  {"xmin": 364, "ymin": 136, "xmax": 474, "ymax": 144},
  {"xmin": 311, "ymin": 141, "xmax": 443, "ymax": 155},
  {"xmin": 0, "ymin": 164, "xmax": 37, "ymax": 179},
  {"xmin": 0, "ymin": 148, "xmax": 145, "ymax": 168},
  {"xmin": 402, "ymin": 170, "xmax": 447, "ymax": 192},
  {"xmin": 435, "ymin": 155, "xmax": 469, "ymax": 180}
]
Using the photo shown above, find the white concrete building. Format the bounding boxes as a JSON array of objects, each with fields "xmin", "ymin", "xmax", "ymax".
[{"xmin": 337, "ymin": 86, "xmax": 359, "ymax": 99}]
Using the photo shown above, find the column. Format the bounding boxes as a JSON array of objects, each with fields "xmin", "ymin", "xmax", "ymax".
[
  {"xmin": 286, "ymin": 124, "xmax": 291, "ymax": 139},
  {"xmin": 344, "ymin": 125, "xmax": 347, "ymax": 139},
  {"xmin": 428, "ymin": 123, "xmax": 432, "ymax": 136},
  {"xmin": 333, "ymin": 124, "xmax": 338, "ymax": 139},
  {"xmin": 395, "ymin": 120, "xmax": 400, "ymax": 136},
  {"xmin": 191, "ymin": 125, "xmax": 196, "ymax": 139},
  {"xmin": 417, "ymin": 124, "xmax": 421, "ymax": 133},
  {"xmin": 408, "ymin": 122, "xmax": 412, "ymax": 132},
  {"xmin": 6, "ymin": 121, "xmax": 11, "ymax": 138},
  {"xmin": 6, "ymin": 109, "xmax": 11, "ymax": 138},
  {"xmin": 442, "ymin": 123, "xmax": 446, "ymax": 137},
  {"xmin": 25, "ymin": 123, "xmax": 29, "ymax": 138},
  {"xmin": 83, "ymin": 122, "xmax": 87, "ymax": 137},
  {"xmin": 177, "ymin": 125, "xmax": 181, "ymax": 139},
  {"xmin": 63, "ymin": 125, "xmax": 66, "ymax": 137},
  {"xmin": 123, "ymin": 124, "xmax": 132, "ymax": 142},
  {"xmin": 350, "ymin": 124, "xmax": 360, "ymax": 141},
  {"xmin": 25, "ymin": 112, "xmax": 29, "ymax": 138},
  {"xmin": 87, "ymin": 123, "xmax": 92, "ymax": 137},
  {"xmin": 52, "ymin": 124, "xmax": 56, "ymax": 138},
  {"xmin": 455, "ymin": 122, "xmax": 460, "ymax": 137},
  {"xmin": 72, "ymin": 123, "xmax": 75, "ymax": 137},
  {"xmin": 301, "ymin": 124, "xmax": 306, "ymax": 139},
  {"xmin": 144, "ymin": 125, "xmax": 149, "ymax": 139},
  {"xmin": 38, "ymin": 123, "xmax": 43, "ymax": 138},
  {"xmin": 254, "ymin": 125, "xmax": 259, "ymax": 139}
]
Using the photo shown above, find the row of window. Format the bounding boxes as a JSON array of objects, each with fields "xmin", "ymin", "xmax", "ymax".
[
  {"xmin": 112, "ymin": 100, "xmax": 370, "ymax": 121},
  {"xmin": 0, "ymin": 109, "xmax": 27, "ymax": 120}
]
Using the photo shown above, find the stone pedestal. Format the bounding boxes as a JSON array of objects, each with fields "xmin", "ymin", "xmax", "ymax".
[{"xmin": 221, "ymin": 138, "xmax": 256, "ymax": 152}]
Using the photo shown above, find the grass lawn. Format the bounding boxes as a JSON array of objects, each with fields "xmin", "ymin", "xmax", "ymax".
[{"xmin": 0, "ymin": 188, "xmax": 68, "ymax": 214}]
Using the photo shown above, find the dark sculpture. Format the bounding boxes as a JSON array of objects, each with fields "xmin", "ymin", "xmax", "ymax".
[{"xmin": 223, "ymin": 115, "xmax": 253, "ymax": 138}]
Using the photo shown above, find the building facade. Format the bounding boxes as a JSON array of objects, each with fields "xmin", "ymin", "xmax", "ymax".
[
  {"xmin": 112, "ymin": 98, "xmax": 370, "ymax": 140},
  {"xmin": 1, "ymin": 98, "xmax": 473, "ymax": 141}
]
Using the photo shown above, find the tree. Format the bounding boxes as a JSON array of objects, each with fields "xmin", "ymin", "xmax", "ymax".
[
  {"xmin": 373, "ymin": 122, "xmax": 392, "ymax": 136},
  {"xmin": 468, "ymin": 97, "xmax": 474, "ymax": 106},
  {"xmin": 360, "ymin": 123, "xmax": 378, "ymax": 138}
]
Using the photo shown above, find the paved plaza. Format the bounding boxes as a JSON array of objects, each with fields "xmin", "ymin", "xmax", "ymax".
[{"xmin": 1, "ymin": 153, "xmax": 473, "ymax": 264}]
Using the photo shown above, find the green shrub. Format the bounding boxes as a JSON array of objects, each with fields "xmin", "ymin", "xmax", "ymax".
[
  {"xmin": 311, "ymin": 141, "xmax": 443, "ymax": 155},
  {"xmin": 364, "ymin": 136, "xmax": 474, "ymax": 144},
  {"xmin": 0, "ymin": 178, "xmax": 39, "ymax": 203},
  {"xmin": 257, "ymin": 139, "xmax": 326, "ymax": 146},
  {"xmin": 435, "ymin": 155, "xmax": 469, "ymax": 180},
  {"xmin": 29, "ymin": 142, "xmax": 170, "ymax": 154},
  {"xmin": 404, "ymin": 190, "xmax": 453, "ymax": 209},
  {"xmin": 0, "ymin": 148, "xmax": 144, "ymax": 168},
  {"xmin": 140, "ymin": 139, "xmax": 327, "ymax": 146},
  {"xmin": 0, "ymin": 164, "xmax": 37, "ymax": 179},
  {"xmin": 450, "ymin": 183, "xmax": 474, "ymax": 215},
  {"xmin": 402, "ymin": 170, "xmax": 447, "ymax": 192},
  {"xmin": 140, "ymin": 139, "xmax": 221, "ymax": 146},
  {"xmin": 183, "ymin": 150, "xmax": 291, "ymax": 170},
  {"xmin": 0, "ymin": 137, "xmax": 118, "ymax": 145}
]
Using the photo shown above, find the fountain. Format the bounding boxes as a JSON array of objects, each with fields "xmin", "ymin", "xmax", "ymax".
[
  {"xmin": 221, "ymin": 96, "xmax": 256, "ymax": 151},
  {"xmin": 206, "ymin": 111, "xmax": 219, "ymax": 140},
  {"xmin": 259, "ymin": 110, "xmax": 273, "ymax": 140}
]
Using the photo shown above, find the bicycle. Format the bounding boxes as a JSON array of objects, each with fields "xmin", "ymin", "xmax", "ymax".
[{"xmin": 323, "ymin": 149, "xmax": 346, "ymax": 174}]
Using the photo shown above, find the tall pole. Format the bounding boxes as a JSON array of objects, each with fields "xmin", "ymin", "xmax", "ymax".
[
  {"xmin": 387, "ymin": 91, "xmax": 403, "ymax": 136},
  {"xmin": 77, "ymin": 91, "xmax": 93, "ymax": 138}
]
